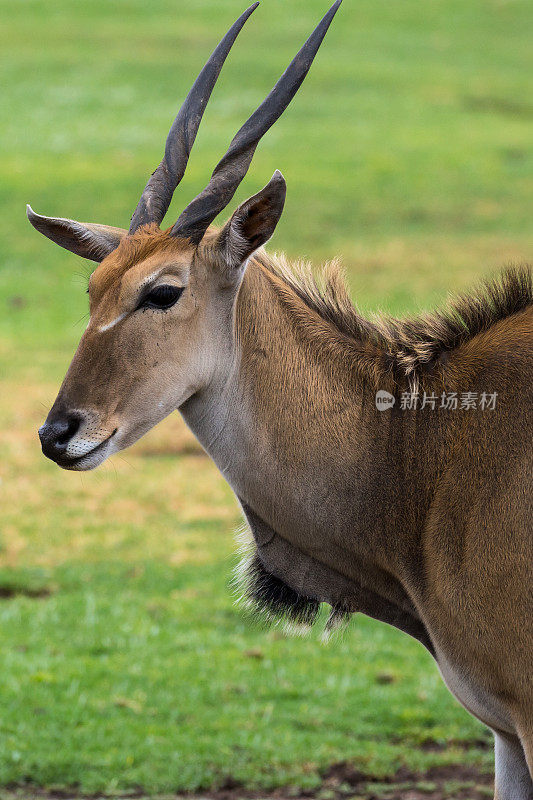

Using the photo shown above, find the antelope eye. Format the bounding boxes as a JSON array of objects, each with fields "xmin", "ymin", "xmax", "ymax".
[{"xmin": 138, "ymin": 284, "xmax": 184, "ymax": 311}]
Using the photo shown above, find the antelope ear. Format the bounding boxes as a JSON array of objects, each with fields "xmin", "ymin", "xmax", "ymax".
[
  {"xmin": 217, "ymin": 170, "xmax": 286, "ymax": 270},
  {"xmin": 26, "ymin": 205, "xmax": 127, "ymax": 263}
]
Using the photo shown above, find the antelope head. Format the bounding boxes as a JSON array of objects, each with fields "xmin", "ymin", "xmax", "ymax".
[{"xmin": 30, "ymin": 1, "xmax": 341, "ymax": 471}]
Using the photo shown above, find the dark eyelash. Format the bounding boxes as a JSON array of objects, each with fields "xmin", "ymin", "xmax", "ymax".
[{"xmin": 137, "ymin": 284, "xmax": 184, "ymax": 311}]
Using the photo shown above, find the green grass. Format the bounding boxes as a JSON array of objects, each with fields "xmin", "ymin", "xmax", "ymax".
[{"xmin": 1, "ymin": 0, "xmax": 531, "ymax": 794}]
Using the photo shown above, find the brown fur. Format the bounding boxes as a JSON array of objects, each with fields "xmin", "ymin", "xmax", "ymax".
[
  {"xmin": 256, "ymin": 251, "xmax": 533, "ymax": 391},
  {"xmin": 88, "ymin": 224, "xmax": 190, "ymax": 304}
]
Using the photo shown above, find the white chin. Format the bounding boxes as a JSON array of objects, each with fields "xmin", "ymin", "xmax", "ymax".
[{"xmin": 60, "ymin": 439, "xmax": 115, "ymax": 471}]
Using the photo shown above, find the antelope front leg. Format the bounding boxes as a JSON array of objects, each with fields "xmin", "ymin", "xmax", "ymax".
[{"xmin": 494, "ymin": 732, "xmax": 533, "ymax": 800}]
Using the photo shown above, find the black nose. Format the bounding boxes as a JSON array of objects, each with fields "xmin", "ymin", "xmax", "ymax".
[{"xmin": 39, "ymin": 412, "xmax": 82, "ymax": 462}]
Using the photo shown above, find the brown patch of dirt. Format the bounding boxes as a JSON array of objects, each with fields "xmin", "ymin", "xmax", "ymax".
[
  {"xmin": 1, "ymin": 763, "xmax": 494, "ymax": 800},
  {"xmin": 315, "ymin": 761, "xmax": 492, "ymax": 798},
  {"xmin": 0, "ymin": 584, "xmax": 54, "ymax": 599},
  {"xmin": 418, "ymin": 738, "xmax": 491, "ymax": 752}
]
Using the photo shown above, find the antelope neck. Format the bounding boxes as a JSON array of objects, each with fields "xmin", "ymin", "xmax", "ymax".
[{"xmin": 179, "ymin": 259, "xmax": 441, "ymax": 638}]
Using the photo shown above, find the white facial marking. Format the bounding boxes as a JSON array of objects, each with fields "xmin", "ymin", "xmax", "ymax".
[
  {"xmin": 62, "ymin": 436, "xmax": 116, "ymax": 472},
  {"xmin": 96, "ymin": 268, "xmax": 181, "ymax": 334},
  {"xmin": 98, "ymin": 312, "xmax": 126, "ymax": 333},
  {"xmin": 65, "ymin": 436, "xmax": 106, "ymax": 459}
]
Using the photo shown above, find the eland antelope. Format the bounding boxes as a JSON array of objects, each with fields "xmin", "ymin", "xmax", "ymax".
[{"xmin": 28, "ymin": 3, "xmax": 532, "ymax": 797}]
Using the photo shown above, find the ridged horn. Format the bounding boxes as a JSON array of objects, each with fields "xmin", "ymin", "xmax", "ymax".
[
  {"xmin": 128, "ymin": 3, "xmax": 259, "ymax": 234},
  {"xmin": 170, "ymin": 0, "xmax": 342, "ymax": 244}
]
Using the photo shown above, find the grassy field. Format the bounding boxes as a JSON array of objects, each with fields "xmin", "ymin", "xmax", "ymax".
[{"xmin": 0, "ymin": 0, "xmax": 532, "ymax": 795}]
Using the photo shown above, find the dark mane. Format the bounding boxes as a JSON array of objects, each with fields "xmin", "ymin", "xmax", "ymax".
[
  {"xmin": 255, "ymin": 252, "xmax": 533, "ymax": 388},
  {"xmin": 234, "ymin": 550, "xmax": 350, "ymax": 637}
]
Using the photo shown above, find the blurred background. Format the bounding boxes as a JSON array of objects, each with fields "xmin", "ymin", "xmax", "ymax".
[{"xmin": 0, "ymin": 0, "xmax": 531, "ymax": 795}]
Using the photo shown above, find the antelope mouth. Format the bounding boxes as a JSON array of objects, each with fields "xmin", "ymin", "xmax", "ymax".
[{"xmin": 57, "ymin": 429, "xmax": 118, "ymax": 471}]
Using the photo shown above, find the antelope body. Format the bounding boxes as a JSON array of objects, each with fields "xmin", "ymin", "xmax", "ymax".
[{"xmin": 29, "ymin": 4, "xmax": 532, "ymax": 797}]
